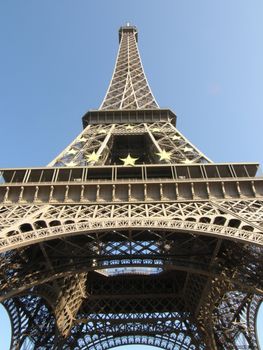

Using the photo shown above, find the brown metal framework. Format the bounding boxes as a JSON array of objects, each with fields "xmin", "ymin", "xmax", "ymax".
[{"xmin": 0, "ymin": 24, "xmax": 262, "ymax": 350}]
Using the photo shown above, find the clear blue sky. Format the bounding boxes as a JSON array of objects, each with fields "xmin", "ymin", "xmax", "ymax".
[{"xmin": 0, "ymin": 1, "xmax": 262, "ymax": 349}]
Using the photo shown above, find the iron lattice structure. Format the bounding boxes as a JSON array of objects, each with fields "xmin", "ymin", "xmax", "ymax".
[{"xmin": 0, "ymin": 24, "xmax": 262, "ymax": 350}]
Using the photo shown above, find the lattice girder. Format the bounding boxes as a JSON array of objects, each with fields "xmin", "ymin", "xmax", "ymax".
[
  {"xmin": 1, "ymin": 233, "xmax": 219, "ymax": 301},
  {"xmin": 1, "ymin": 218, "xmax": 262, "ymax": 349},
  {"xmin": 48, "ymin": 120, "xmax": 210, "ymax": 167},
  {"xmin": 3, "ymin": 254, "xmax": 262, "ymax": 350},
  {"xmin": 50, "ymin": 273, "xmax": 88, "ymax": 337},
  {"xmin": 0, "ymin": 200, "xmax": 263, "ymax": 255},
  {"xmin": 3, "ymin": 294, "xmax": 206, "ymax": 350}
]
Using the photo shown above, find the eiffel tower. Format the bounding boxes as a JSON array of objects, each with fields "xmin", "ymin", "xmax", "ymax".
[{"xmin": 0, "ymin": 24, "xmax": 262, "ymax": 350}]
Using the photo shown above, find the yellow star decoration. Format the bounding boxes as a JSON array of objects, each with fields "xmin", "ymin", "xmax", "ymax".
[
  {"xmin": 156, "ymin": 149, "xmax": 172, "ymax": 161},
  {"xmin": 126, "ymin": 124, "xmax": 134, "ymax": 130},
  {"xmin": 86, "ymin": 151, "xmax": 100, "ymax": 164},
  {"xmin": 68, "ymin": 149, "xmax": 78, "ymax": 155},
  {"xmin": 120, "ymin": 154, "xmax": 139, "ymax": 166},
  {"xmin": 66, "ymin": 160, "xmax": 77, "ymax": 167},
  {"xmin": 183, "ymin": 146, "xmax": 193, "ymax": 152},
  {"xmin": 182, "ymin": 159, "xmax": 194, "ymax": 164},
  {"xmin": 152, "ymin": 127, "xmax": 160, "ymax": 132}
]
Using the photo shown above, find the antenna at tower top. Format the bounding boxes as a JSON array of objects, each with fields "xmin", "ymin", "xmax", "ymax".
[{"xmin": 118, "ymin": 23, "xmax": 138, "ymax": 42}]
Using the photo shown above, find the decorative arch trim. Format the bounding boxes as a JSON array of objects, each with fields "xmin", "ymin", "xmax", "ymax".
[{"xmin": 0, "ymin": 216, "xmax": 262, "ymax": 253}]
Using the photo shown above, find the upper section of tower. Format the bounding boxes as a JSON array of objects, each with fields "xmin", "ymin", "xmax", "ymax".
[
  {"xmin": 118, "ymin": 24, "xmax": 138, "ymax": 43},
  {"xmin": 99, "ymin": 24, "xmax": 159, "ymax": 110}
]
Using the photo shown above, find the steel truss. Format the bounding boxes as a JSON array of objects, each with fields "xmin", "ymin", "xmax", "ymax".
[
  {"xmin": 49, "ymin": 120, "xmax": 210, "ymax": 167},
  {"xmin": 0, "ymin": 24, "xmax": 262, "ymax": 350}
]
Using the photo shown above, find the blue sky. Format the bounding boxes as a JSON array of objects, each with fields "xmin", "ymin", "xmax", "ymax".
[{"xmin": 0, "ymin": 1, "xmax": 262, "ymax": 349}]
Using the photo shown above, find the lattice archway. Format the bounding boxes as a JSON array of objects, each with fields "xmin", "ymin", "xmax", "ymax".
[
  {"xmin": 2, "ymin": 294, "xmax": 262, "ymax": 350},
  {"xmin": 82, "ymin": 334, "xmax": 201, "ymax": 350},
  {"xmin": 1, "ymin": 201, "xmax": 262, "ymax": 254},
  {"xmin": 2, "ymin": 295, "xmax": 206, "ymax": 350},
  {"xmin": 1, "ymin": 215, "xmax": 261, "ymax": 254},
  {"xmin": 1, "ymin": 203, "xmax": 262, "ymax": 349}
]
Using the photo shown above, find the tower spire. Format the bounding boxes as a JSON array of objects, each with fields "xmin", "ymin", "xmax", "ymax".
[{"xmin": 100, "ymin": 25, "xmax": 159, "ymax": 110}]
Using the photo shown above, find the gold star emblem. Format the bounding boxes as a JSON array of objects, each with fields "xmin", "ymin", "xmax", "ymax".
[
  {"xmin": 156, "ymin": 149, "xmax": 172, "ymax": 161},
  {"xmin": 68, "ymin": 149, "xmax": 78, "ymax": 155},
  {"xmin": 86, "ymin": 151, "xmax": 100, "ymax": 164},
  {"xmin": 120, "ymin": 154, "xmax": 139, "ymax": 166},
  {"xmin": 152, "ymin": 127, "xmax": 160, "ymax": 132},
  {"xmin": 183, "ymin": 146, "xmax": 193, "ymax": 152},
  {"xmin": 182, "ymin": 159, "xmax": 194, "ymax": 164},
  {"xmin": 126, "ymin": 124, "xmax": 134, "ymax": 130},
  {"xmin": 66, "ymin": 160, "xmax": 77, "ymax": 167}
]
